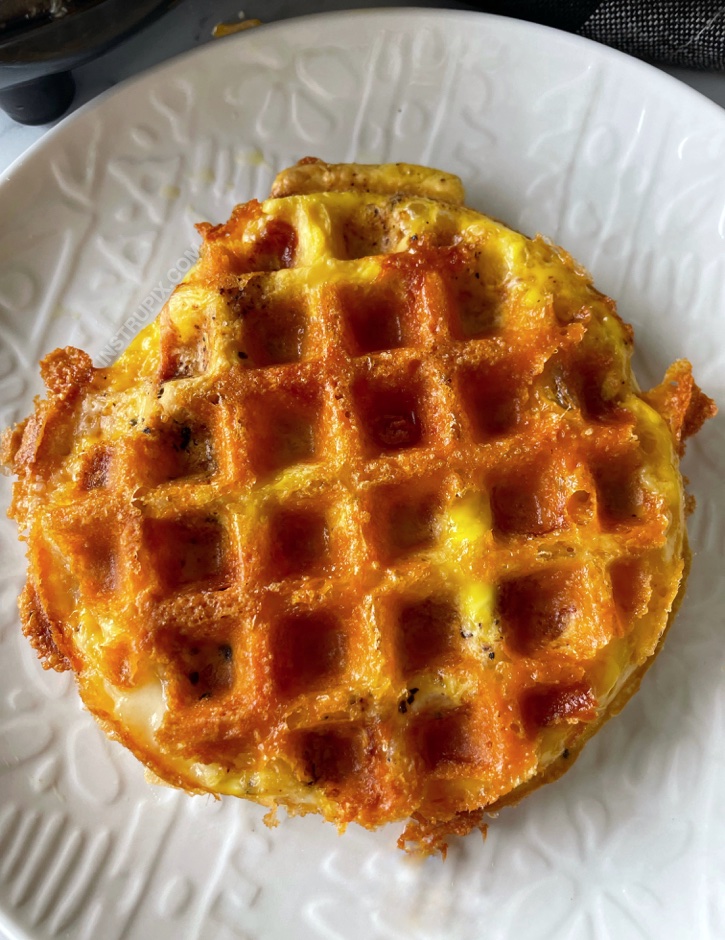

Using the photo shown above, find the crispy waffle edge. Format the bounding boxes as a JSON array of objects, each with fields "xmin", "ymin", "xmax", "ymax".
[{"xmin": 1, "ymin": 157, "xmax": 718, "ymax": 854}]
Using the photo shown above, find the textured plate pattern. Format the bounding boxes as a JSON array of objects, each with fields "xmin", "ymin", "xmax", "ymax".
[{"xmin": 1, "ymin": 11, "xmax": 724, "ymax": 940}]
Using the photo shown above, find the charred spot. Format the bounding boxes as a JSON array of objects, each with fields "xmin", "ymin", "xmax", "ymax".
[
  {"xmin": 177, "ymin": 425, "xmax": 192, "ymax": 451},
  {"xmin": 352, "ymin": 372, "xmax": 426, "ymax": 456},
  {"xmin": 372, "ymin": 483, "xmax": 443, "ymax": 563},
  {"xmin": 297, "ymin": 727, "xmax": 363, "ymax": 785},
  {"xmin": 497, "ymin": 567, "xmax": 581, "ymax": 656},
  {"xmin": 145, "ymin": 516, "xmax": 230, "ymax": 591},
  {"xmin": 490, "ymin": 470, "xmax": 568, "ymax": 537},
  {"xmin": 339, "ymin": 279, "xmax": 410, "ymax": 355},
  {"xmin": 266, "ymin": 506, "xmax": 330, "ymax": 579},
  {"xmin": 593, "ymin": 455, "xmax": 646, "ymax": 528},
  {"xmin": 270, "ymin": 610, "xmax": 347, "ymax": 697},
  {"xmin": 460, "ymin": 360, "xmax": 528, "ymax": 441},
  {"xmin": 521, "ymin": 681, "xmax": 597, "ymax": 734},
  {"xmin": 413, "ymin": 707, "xmax": 480, "ymax": 770},
  {"xmin": 396, "ymin": 597, "xmax": 459, "ymax": 675}
]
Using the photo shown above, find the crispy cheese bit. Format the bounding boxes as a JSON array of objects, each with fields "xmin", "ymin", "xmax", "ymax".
[
  {"xmin": 644, "ymin": 359, "xmax": 717, "ymax": 454},
  {"xmin": 212, "ymin": 18, "xmax": 262, "ymax": 38}
]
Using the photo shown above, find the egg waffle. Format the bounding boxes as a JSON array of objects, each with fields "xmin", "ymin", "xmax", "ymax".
[{"xmin": 2, "ymin": 159, "xmax": 715, "ymax": 853}]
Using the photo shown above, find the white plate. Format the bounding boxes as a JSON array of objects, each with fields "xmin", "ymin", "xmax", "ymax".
[{"xmin": 1, "ymin": 10, "xmax": 724, "ymax": 940}]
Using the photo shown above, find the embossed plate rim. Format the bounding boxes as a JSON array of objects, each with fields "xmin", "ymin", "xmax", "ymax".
[
  {"xmin": 4, "ymin": 6, "xmax": 725, "ymax": 189},
  {"xmin": 1, "ymin": 9, "xmax": 724, "ymax": 940}
]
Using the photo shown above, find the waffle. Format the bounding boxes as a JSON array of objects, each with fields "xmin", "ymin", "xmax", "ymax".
[{"xmin": 2, "ymin": 159, "xmax": 715, "ymax": 854}]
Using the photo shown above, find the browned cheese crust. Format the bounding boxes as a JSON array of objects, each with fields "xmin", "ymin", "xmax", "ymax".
[{"xmin": 1, "ymin": 159, "xmax": 716, "ymax": 853}]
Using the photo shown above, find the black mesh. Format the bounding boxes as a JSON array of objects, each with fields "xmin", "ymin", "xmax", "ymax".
[{"xmin": 466, "ymin": 1, "xmax": 725, "ymax": 69}]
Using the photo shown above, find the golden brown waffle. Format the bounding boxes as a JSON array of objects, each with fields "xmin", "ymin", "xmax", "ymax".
[{"xmin": 2, "ymin": 159, "xmax": 715, "ymax": 853}]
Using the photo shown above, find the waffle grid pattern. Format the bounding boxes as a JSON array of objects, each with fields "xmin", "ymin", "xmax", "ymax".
[{"xmin": 10, "ymin": 164, "xmax": 693, "ymax": 834}]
